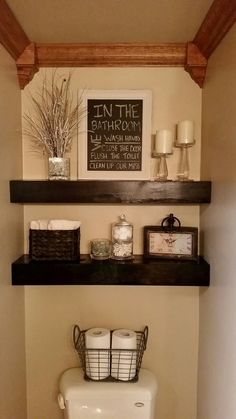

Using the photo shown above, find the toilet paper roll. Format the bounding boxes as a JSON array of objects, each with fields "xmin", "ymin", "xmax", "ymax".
[
  {"xmin": 85, "ymin": 328, "xmax": 110, "ymax": 380},
  {"xmin": 111, "ymin": 329, "xmax": 137, "ymax": 381}
]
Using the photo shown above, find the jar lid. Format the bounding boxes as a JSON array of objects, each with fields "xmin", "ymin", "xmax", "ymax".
[{"xmin": 114, "ymin": 214, "xmax": 132, "ymax": 226}]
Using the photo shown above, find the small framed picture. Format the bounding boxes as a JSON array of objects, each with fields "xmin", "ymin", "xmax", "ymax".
[
  {"xmin": 78, "ymin": 89, "xmax": 152, "ymax": 180},
  {"xmin": 143, "ymin": 226, "xmax": 198, "ymax": 260}
]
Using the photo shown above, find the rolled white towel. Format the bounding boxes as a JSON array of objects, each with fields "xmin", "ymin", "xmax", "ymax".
[
  {"xmin": 30, "ymin": 220, "xmax": 49, "ymax": 230},
  {"xmin": 48, "ymin": 220, "xmax": 81, "ymax": 230},
  {"xmin": 30, "ymin": 220, "xmax": 39, "ymax": 230},
  {"xmin": 38, "ymin": 219, "xmax": 49, "ymax": 230}
]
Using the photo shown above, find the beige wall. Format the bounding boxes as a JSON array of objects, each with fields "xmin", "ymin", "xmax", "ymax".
[
  {"xmin": 0, "ymin": 46, "xmax": 26, "ymax": 418},
  {"xmin": 23, "ymin": 67, "xmax": 202, "ymax": 419},
  {"xmin": 198, "ymin": 26, "xmax": 236, "ymax": 419}
]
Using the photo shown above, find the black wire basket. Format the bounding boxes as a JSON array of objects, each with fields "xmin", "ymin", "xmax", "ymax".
[{"xmin": 73, "ymin": 324, "xmax": 148, "ymax": 383}]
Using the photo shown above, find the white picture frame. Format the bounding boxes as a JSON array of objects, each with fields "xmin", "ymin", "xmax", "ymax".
[{"xmin": 78, "ymin": 89, "xmax": 152, "ymax": 180}]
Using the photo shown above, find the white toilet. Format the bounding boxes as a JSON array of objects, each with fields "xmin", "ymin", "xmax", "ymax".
[{"xmin": 58, "ymin": 367, "xmax": 158, "ymax": 419}]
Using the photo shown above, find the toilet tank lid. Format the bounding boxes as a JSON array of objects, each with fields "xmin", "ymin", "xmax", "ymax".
[{"xmin": 59, "ymin": 368, "xmax": 158, "ymax": 401}]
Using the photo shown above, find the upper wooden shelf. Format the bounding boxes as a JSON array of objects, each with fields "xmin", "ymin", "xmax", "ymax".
[{"xmin": 10, "ymin": 180, "xmax": 211, "ymax": 205}]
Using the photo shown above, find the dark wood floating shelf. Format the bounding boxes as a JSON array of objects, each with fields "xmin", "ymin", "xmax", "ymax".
[
  {"xmin": 12, "ymin": 255, "xmax": 210, "ymax": 286},
  {"xmin": 10, "ymin": 180, "xmax": 211, "ymax": 204}
]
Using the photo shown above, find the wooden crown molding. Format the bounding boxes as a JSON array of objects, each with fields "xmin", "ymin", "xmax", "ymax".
[
  {"xmin": 194, "ymin": 0, "xmax": 236, "ymax": 59},
  {"xmin": 36, "ymin": 43, "xmax": 186, "ymax": 67},
  {"xmin": 0, "ymin": 0, "xmax": 30, "ymax": 60},
  {"xmin": 16, "ymin": 42, "xmax": 187, "ymax": 89},
  {"xmin": 12, "ymin": 42, "xmax": 187, "ymax": 89}
]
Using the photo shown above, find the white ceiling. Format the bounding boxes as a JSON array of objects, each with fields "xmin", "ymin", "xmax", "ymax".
[{"xmin": 7, "ymin": 0, "xmax": 213, "ymax": 44}]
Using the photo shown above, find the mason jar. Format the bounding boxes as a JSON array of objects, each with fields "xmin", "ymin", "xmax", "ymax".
[{"xmin": 111, "ymin": 214, "xmax": 133, "ymax": 260}]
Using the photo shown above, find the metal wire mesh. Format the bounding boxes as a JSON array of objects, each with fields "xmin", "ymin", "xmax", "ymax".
[{"xmin": 73, "ymin": 325, "xmax": 148, "ymax": 382}]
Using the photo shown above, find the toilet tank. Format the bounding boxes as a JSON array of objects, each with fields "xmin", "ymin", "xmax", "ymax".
[{"xmin": 58, "ymin": 367, "xmax": 158, "ymax": 419}]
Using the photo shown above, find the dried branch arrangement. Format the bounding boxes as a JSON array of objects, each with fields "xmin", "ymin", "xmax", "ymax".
[{"xmin": 24, "ymin": 72, "xmax": 85, "ymax": 157}]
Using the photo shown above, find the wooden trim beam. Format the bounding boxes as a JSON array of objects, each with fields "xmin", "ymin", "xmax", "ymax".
[
  {"xmin": 185, "ymin": 43, "xmax": 208, "ymax": 88},
  {"xmin": 0, "ymin": 0, "xmax": 30, "ymax": 60},
  {"xmin": 16, "ymin": 42, "xmax": 38, "ymax": 89},
  {"xmin": 36, "ymin": 43, "xmax": 186, "ymax": 67},
  {"xmin": 194, "ymin": 0, "xmax": 236, "ymax": 59}
]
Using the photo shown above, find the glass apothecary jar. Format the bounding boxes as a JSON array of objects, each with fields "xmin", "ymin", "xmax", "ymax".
[{"xmin": 111, "ymin": 214, "xmax": 133, "ymax": 260}]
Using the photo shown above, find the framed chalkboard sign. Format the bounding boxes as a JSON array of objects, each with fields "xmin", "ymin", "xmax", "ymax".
[{"xmin": 78, "ymin": 90, "xmax": 152, "ymax": 179}]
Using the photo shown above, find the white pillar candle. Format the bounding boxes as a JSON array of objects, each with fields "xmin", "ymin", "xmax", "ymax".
[
  {"xmin": 155, "ymin": 129, "xmax": 173, "ymax": 154},
  {"xmin": 176, "ymin": 120, "xmax": 194, "ymax": 144}
]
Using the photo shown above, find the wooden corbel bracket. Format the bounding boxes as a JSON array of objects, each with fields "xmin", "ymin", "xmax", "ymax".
[
  {"xmin": 185, "ymin": 42, "xmax": 208, "ymax": 88},
  {"xmin": 16, "ymin": 42, "xmax": 38, "ymax": 89}
]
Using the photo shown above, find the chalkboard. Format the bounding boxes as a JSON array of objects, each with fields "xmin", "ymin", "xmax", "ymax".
[
  {"xmin": 78, "ymin": 90, "xmax": 152, "ymax": 180},
  {"xmin": 87, "ymin": 99, "xmax": 143, "ymax": 171}
]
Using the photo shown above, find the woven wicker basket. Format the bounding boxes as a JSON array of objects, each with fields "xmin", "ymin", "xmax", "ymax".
[{"xmin": 29, "ymin": 228, "xmax": 80, "ymax": 260}]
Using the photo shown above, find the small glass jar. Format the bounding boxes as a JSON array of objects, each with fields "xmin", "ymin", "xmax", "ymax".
[
  {"xmin": 111, "ymin": 214, "xmax": 133, "ymax": 260},
  {"xmin": 90, "ymin": 238, "xmax": 111, "ymax": 260}
]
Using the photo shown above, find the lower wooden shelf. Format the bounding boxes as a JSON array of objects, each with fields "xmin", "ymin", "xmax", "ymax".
[{"xmin": 12, "ymin": 255, "xmax": 210, "ymax": 286}]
